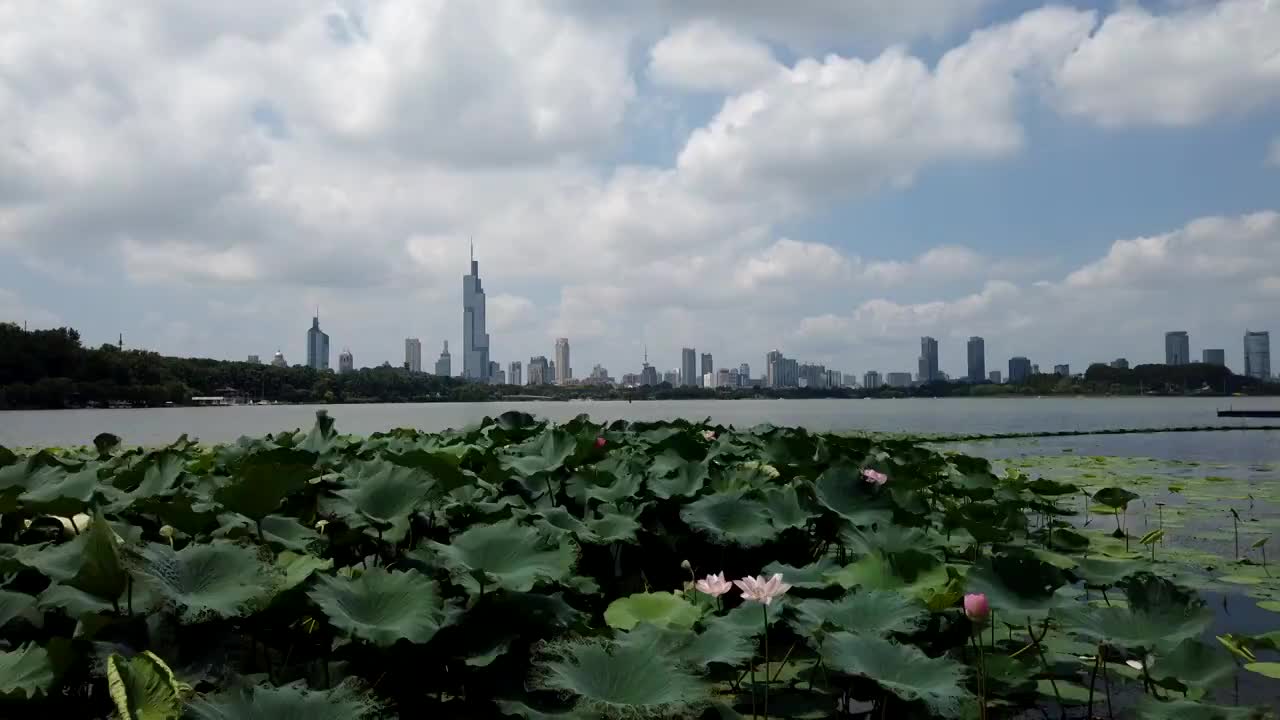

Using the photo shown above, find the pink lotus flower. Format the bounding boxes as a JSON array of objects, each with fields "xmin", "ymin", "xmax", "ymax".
[
  {"xmin": 595, "ymin": 437, "xmax": 607, "ymax": 448},
  {"xmin": 695, "ymin": 572, "xmax": 732, "ymax": 597},
  {"xmin": 964, "ymin": 593, "xmax": 990, "ymax": 622},
  {"xmin": 703, "ymin": 430, "xmax": 717, "ymax": 441},
  {"xmin": 862, "ymin": 468, "xmax": 888, "ymax": 485},
  {"xmin": 734, "ymin": 574, "xmax": 792, "ymax": 605}
]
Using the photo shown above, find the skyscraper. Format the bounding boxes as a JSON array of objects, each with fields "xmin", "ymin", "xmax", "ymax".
[
  {"xmin": 1110, "ymin": 358, "xmax": 1130, "ymax": 370},
  {"xmin": 555, "ymin": 338, "xmax": 571, "ymax": 384},
  {"xmin": 1054, "ymin": 364, "xmax": 1070, "ymax": 377},
  {"xmin": 247, "ymin": 354, "xmax": 260, "ymax": 364},
  {"xmin": 528, "ymin": 356, "xmax": 549, "ymax": 385},
  {"xmin": 700, "ymin": 353, "xmax": 713, "ymax": 387},
  {"xmin": 1245, "ymin": 330, "xmax": 1271, "ymax": 380},
  {"xmin": 1009, "ymin": 356, "xmax": 1032, "ymax": 383},
  {"xmin": 1165, "ymin": 331, "xmax": 1190, "ymax": 366},
  {"xmin": 988, "ymin": 370, "xmax": 1002, "ymax": 384},
  {"xmin": 435, "ymin": 341, "xmax": 451, "ymax": 376},
  {"xmin": 488, "ymin": 361, "xmax": 501, "ymax": 384},
  {"xmin": 404, "ymin": 338, "xmax": 422, "ymax": 373},
  {"xmin": 863, "ymin": 371, "xmax": 882, "ymax": 390},
  {"xmin": 306, "ymin": 315, "xmax": 330, "ymax": 371},
  {"xmin": 338, "ymin": 348, "xmax": 354, "ymax": 374},
  {"xmin": 508, "ymin": 361, "xmax": 522, "ymax": 387},
  {"xmin": 1202, "ymin": 349, "xmax": 1225, "ymax": 367},
  {"xmin": 462, "ymin": 245, "xmax": 490, "ymax": 381},
  {"xmin": 739, "ymin": 363, "xmax": 750, "ymax": 382},
  {"xmin": 967, "ymin": 336, "xmax": 985, "ymax": 382},
  {"xmin": 681, "ymin": 348, "xmax": 697, "ymax": 387},
  {"xmin": 766, "ymin": 350, "xmax": 783, "ymax": 388},
  {"xmin": 918, "ymin": 337, "xmax": 939, "ymax": 383}
]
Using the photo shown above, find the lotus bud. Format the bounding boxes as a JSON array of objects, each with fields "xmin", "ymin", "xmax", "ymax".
[
  {"xmin": 680, "ymin": 559, "xmax": 692, "ymax": 571},
  {"xmin": 594, "ymin": 437, "xmax": 607, "ymax": 449},
  {"xmin": 963, "ymin": 593, "xmax": 990, "ymax": 623},
  {"xmin": 23, "ymin": 519, "xmax": 32, "ymax": 530},
  {"xmin": 315, "ymin": 519, "xmax": 330, "ymax": 534}
]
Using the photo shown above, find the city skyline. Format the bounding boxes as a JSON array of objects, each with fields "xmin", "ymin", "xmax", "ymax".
[{"xmin": 4, "ymin": 2, "xmax": 1278, "ymax": 379}]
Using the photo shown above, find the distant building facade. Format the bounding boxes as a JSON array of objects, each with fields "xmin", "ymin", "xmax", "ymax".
[
  {"xmin": 863, "ymin": 371, "xmax": 882, "ymax": 390},
  {"xmin": 1110, "ymin": 358, "xmax": 1130, "ymax": 370},
  {"xmin": 1009, "ymin": 356, "xmax": 1032, "ymax": 383},
  {"xmin": 508, "ymin": 361, "xmax": 522, "ymax": 387},
  {"xmin": 1053, "ymin": 364, "xmax": 1070, "ymax": 377},
  {"xmin": 988, "ymin": 370, "xmax": 1002, "ymax": 384},
  {"xmin": 247, "ymin": 354, "xmax": 260, "ymax": 364},
  {"xmin": 886, "ymin": 372, "xmax": 913, "ymax": 388},
  {"xmin": 663, "ymin": 370, "xmax": 680, "ymax": 385},
  {"xmin": 682, "ymin": 348, "xmax": 698, "ymax": 387},
  {"xmin": 1202, "ymin": 349, "xmax": 1226, "ymax": 367},
  {"xmin": 967, "ymin": 336, "xmax": 986, "ymax": 382},
  {"xmin": 488, "ymin": 361, "xmax": 501, "ymax": 385},
  {"xmin": 528, "ymin": 356, "xmax": 550, "ymax": 385},
  {"xmin": 271, "ymin": 351, "xmax": 287, "ymax": 368},
  {"xmin": 306, "ymin": 316, "xmax": 330, "ymax": 371},
  {"xmin": 919, "ymin": 336, "xmax": 940, "ymax": 383},
  {"xmin": 1244, "ymin": 331, "xmax": 1271, "ymax": 380},
  {"xmin": 435, "ymin": 341, "xmax": 451, "ymax": 376},
  {"xmin": 700, "ymin": 353, "xmax": 713, "ymax": 387},
  {"xmin": 405, "ymin": 338, "xmax": 422, "ymax": 373},
  {"xmin": 338, "ymin": 348, "xmax": 354, "ymax": 374},
  {"xmin": 1165, "ymin": 331, "xmax": 1190, "ymax": 366},
  {"xmin": 555, "ymin": 338, "xmax": 571, "ymax": 384}
]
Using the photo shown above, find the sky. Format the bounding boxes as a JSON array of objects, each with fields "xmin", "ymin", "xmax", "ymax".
[{"xmin": 1, "ymin": 0, "xmax": 1278, "ymax": 380}]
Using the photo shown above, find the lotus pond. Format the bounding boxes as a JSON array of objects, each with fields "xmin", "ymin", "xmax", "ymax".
[{"xmin": 1, "ymin": 412, "xmax": 1277, "ymax": 719}]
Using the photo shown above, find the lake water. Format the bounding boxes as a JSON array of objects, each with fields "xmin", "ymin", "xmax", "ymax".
[{"xmin": 1, "ymin": 396, "xmax": 1278, "ymax": 447}]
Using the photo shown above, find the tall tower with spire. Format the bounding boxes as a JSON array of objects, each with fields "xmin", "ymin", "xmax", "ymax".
[
  {"xmin": 306, "ymin": 310, "xmax": 330, "ymax": 370},
  {"xmin": 462, "ymin": 242, "xmax": 490, "ymax": 381}
]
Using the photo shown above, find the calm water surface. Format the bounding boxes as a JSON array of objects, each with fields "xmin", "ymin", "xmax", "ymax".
[{"xmin": 2, "ymin": 396, "xmax": 1278, "ymax": 447}]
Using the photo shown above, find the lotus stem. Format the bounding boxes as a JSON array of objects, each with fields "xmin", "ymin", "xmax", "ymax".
[
  {"xmin": 1101, "ymin": 644, "xmax": 1114, "ymax": 719},
  {"xmin": 770, "ymin": 641, "xmax": 796, "ymax": 682},
  {"xmin": 749, "ymin": 658, "xmax": 757, "ymax": 719},
  {"xmin": 1087, "ymin": 648, "xmax": 1099, "ymax": 718},
  {"xmin": 1027, "ymin": 619, "xmax": 1064, "ymax": 720},
  {"xmin": 761, "ymin": 603, "xmax": 770, "ymax": 720},
  {"xmin": 969, "ymin": 632, "xmax": 987, "ymax": 720}
]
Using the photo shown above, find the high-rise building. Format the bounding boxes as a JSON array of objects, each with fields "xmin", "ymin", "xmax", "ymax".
[
  {"xmin": 1054, "ymin": 364, "xmax": 1070, "ymax": 377},
  {"xmin": 488, "ymin": 361, "xmax": 501, "ymax": 385},
  {"xmin": 1009, "ymin": 356, "xmax": 1032, "ymax": 383},
  {"xmin": 739, "ymin": 363, "xmax": 750, "ymax": 382},
  {"xmin": 919, "ymin": 337, "xmax": 940, "ymax": 383},
  {"xmin": 681, "ymin": 348, "xmax": 697, "ymax": 387},
  {"xmin": 799, "ymin": 363, "xmax": 828, "ymax": 388},
  {"xmin": 988, "ymin": 370, "xmax": 1002, "ymax": 384},
  {"xmin": 435, "ymin": 341, "xmax": 451, "ymax": 376},
  {"xmin": 462, "ymin": 246, "xmax": 491, "ymax": 381},
  {"xmin": 886, "ymin": 372, "xmax": 912, "ymax": 388},
  {"xmin": 555, "ymin": 338, "xmax": 571, "ymax": 384},
  {"xmin": 306, "ymin": 315, "xmax": 330, "ymax": 371},
  {"xmin": 700, "ymin": 353, "xmax": 713, "ymax": 387},
  {"xmin": 766, "ymin": 350, "xmax": 783, "ymax": 388},
  {"xmin": 404, "ymin": 338, "xmax": 422, "ymax": 373},
  {"xmin": 640, "ymin": 357, "xmax": 658, "ymax": 386},
  {"xmin": 338, "ymin": 348, "xmax": 354, "ymax": 374},
  {"xmin": 528, "ymin": 356, "xmax": 550, "ymax": 385},
  {"xmin": 1202, "ymin": 349, "xmax": 1226, "ymax": 367},
  {"xmin": 1110, "ymin": 358, "xmax": 1130, "ymax": 370},
  {"xmin": 663, "ymin": 369, "xmax": 680, "ymax": 386},
  {"xmin": 843, "ymin": 373, "xmax": 859, "ymax": 388},
  {"xmin": 548, "ymin": 360, "xmax": 556, "ymax": 383},
  {"xmin": 967, "ymin": 337, "xmax": 985, "ymax": 383},
  {"xmin": 1244, "ymin": 330, "xmax": 1271, "ymax": 380},
  {"xmin": 271, "ymin": 350, "xmax": 287, "ymax": 368},
  {"xmin": 715, "ymin": 368, "xmax": 732, "ymax": 388},
  {"xmin": 728, "ymin": 368, "xmax": 741, "ymax": 387},
  {"xmin": 863, "ymin": 371, "xmax": 882, "ymax": 390},
  {"xmin": 508, "ymin": 361, "xmax": 522, "ymax": 387},
  {"xmin": 1165, "ymin": 331, "xmax": 1190, "ymax": 366},
  {"xmin": 826, "ymin": 369, "xmax": 842, "ymax": 388},
  {"xmin": 247, "ymin": 354, "xmax": 260, "ymax": 364}
]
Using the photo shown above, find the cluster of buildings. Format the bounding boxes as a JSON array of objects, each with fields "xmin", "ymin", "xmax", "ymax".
[{"xmin": 252, "ymin": 253, "xmax": 1274, "ymax": 390}]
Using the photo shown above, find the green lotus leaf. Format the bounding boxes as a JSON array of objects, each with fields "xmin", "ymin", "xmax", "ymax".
[
  {"xmin": 584, "ymin": 509, "xmax": 642, "ymax": 544},
  {"xmin": 821, "ymin": 632, "xmax": 970, "ymax": 718},
  {"xmin": 620, "ymin": 620, "xmax": 753, "ymax": 669},
  {"xmin": 1092, "ymin": 487, "xmax": 1139, "ymax": 510},
  {"xmin": 38, "ymin": 583, "xmax": 123, "ymax": 619},
  {"xmin": 107, "ymin": 651, "xmax": 186, "ymax": 720},
  {"xmin": 275, "ymin": 551, "xmax": 334, "ymax": 593},
  {"xmin": 494, "ymin": 698, "xmax": 588, "ymax": 719},
  {"xmin": 501, "ymin": 428, "xmax": 577, "ymax": 477},
  {"xmin": 188, "ymin": 681, "xmax": 383, "ymax": 720},
  {"xmin": 110, "ymin": 450, "xmax": 186, "ymax": 501},
  {"xmin": 648, "ymin": 456, "xmax": 708, "ymax": 499},
  {"xmin": 131, "ymin": 542, "xmax": 276, "ymax": 622},
  {"xmin": 1026, "ymin": 478, "xmax": 1079, "ymax": 496},
  {"xmin": 328, "ymin": 460, "xmax": 433, "ymax": 544},
  {"xmin": 1072, "ymin": 557, "xmax": 1143, "ymax": 587},
  {"xmin": 1054, "ymin": 574, "xmax": 1212, "ymax": 651},
  {"xmin": 213, "ymin": 447, "xmax": 318, "ymax": 520},
  {"xmin": 94, "ymin": 433, "xmax": 122, "ymax": 457},
  {"xmin": 19, "ymin": 508, "xmax": 127, "ymax": 603},
  {"xmin": 428, "ymin": 520, "xmax": 576, "ymax": 594},
  {"xmin": 531, "ymin": 506, "xmax": 593, "ymax": 540},
  {"xmin": 300, "ymin": 411, "xmax": 340, "ymax": 454},
  {"xmin": 604, "ymin": 592, "xmax": 701, "ymax": 631},
  {"xmin": 0, "ymin": 589, "xmax": 36, "ymax": 630},
  {"xmin": 535, "ymin": 637, "xmax": 707, "ymax": 717},
  {"xmin": 18, "ymin": 463, "xmax": 101, "ymax": 515},
  {"xmin": 565, "ymin": 468, "xmax": 642, "ymax": 504},
  {"xmin": 790, "ymin": 590, "xmax": 925, "ymax": 638},
  {"xmin": 1148, "ymin": 639, "xmax": 1236, "ymax": 692},
  {"xmin": 1243, "ymin": 662, "xmax": 1280, "ymax": 680},
  {"xmin": 842, "ymin": 524, "xmax": 940, "ymax": 558},
  {"xmin": 763, "ymin": 484, "xmax": 812, "ymax": 530},
  {"xmin": 829, "ymin": 553, "xmax": 952, "ymax": 602},
  {"xmin": 308, "ymin": 567, "xmax": 445, "ymax": 647},
  {"xmin": 1134, "ymin": 696, "xmax": 1274, "ymax": 719},
  {"xmin": 814, "ymin": 464, "xmax": 893, "ymax": 526},
  {"xmin": 966, "ymin": 554, "xmax": 1068, "ymax": 624},
  {"xmin": 761, "ymin": 558, "xmax": 839, "ymax": 589},
  {"xmin": 679, "ymin": 491, "xmax": 778, "ymax": 547},
  {"xmin": 0, "ymin": 643, "xmax": 54, "ymax": 698},
  {"xmin": 216, "ymin": 513, "xmax": 321, "ymax": 552}
]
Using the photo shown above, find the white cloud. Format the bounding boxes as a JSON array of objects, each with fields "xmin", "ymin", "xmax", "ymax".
[
  {"xmin": 120, "ymin": 241, "xmax": 260, "ymax": 284},
  {"xmin": 648, "ymin": 20, "xmax": 782, "ymax": 93},
  {"xmin": 489, "ymin": 294, "xmax": 537, "ymax": 333},
  {"xmin": 676, "ymin": 7, "xmax": 1097, "ymax": 203},
  {"xmin": 1053, "ymin": 0, "xmax": 1280, "ymax": 126},
  {"xmin": 0, "ymin": 290, "xmax": 62, "ymax": 329},
  {"xmin": 734, "ymin": 238, "xmax": 853, "ymax": 290}
]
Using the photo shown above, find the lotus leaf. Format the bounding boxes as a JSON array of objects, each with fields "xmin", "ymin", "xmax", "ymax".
[
  {"xmin": 814, "ymin": 464, "xmax": 893, "ymax": 526},
  {"xmin": 429, "ymin": 520, "xmax": 576, "ymax": 593},
  {"xmin": 648, "ymin": 457, "xmax": 709, "ymax": 499},
  {"xmin": 965, "ymin": 554, "xmax": 1068, "ymax": 624},
  {"xmin": 188, "ymin": 682, "xmax": 383, "ymax": 719},
  {"xmin": 0, "ymin": 643, "xmax": 54, "ymax": 698},
  {"xmin": 604, "ymin": 592, "xmax": 701, "ymax": 631},
  {"xmin": 308, "ymin": 567, "xmax": 446, "ymax": 647},
  {"xmin": 0, "ymin": 589, "xmax": 36, "ymax": 630},
  {"xmin": 790, "ymin": 590, "xmax": 925, "ymax": 638},
  {"xmin": 19, "ymin": 508, "xmax": 127, "ymax": 603},
  {"xmin": 1054, "ymin": 574, "xmax": 1213, "ymax": 650},
  {"xmin": 821, "ymin": 633, "xmax": 970, "ymax": 718},
  {"xmin": 131, "ymin": 542, "xmax": 276, "ymax": 622},
  {"xmin": 107, "ymin": 651, "xmax": 186, "ymax": 720},
  {"xmin": 679, "ymin": 491, "xmax": 778, "ymax": 547},
  {"xmin": 329, "ymin": 460, "xmax": 434, "ymax": 544},
  {"xmin": 213, "ymin": 448, "xmax": 318, "ymax": 520},
  {"xmin": 536, "ymin": 637, "xmax": 707, "ymax": 717}
]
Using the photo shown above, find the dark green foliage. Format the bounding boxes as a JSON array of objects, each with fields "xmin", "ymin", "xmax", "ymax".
[{"xmin": 0, "ymin": 413, "xmax": 1272, "ymax": 719}]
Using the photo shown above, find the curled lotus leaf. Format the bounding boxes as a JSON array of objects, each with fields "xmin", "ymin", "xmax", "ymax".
[
  {"xmin": 0, "ymin": 643, "xmax": 54, "ymax": 699},
  {"xmin": 821, "ymin": 632, "xmax": 971, "ymax": 718},
  {"xmin": 535, "ymin": 637, "xmax": 707, "ymax": 717},
  {"xmin": 604, "ymin": 592, "xmax": 701, "ymax": 631},
  {"xmin": 107, "ymin": 651, "xmax": 187, "ymax": 720},
  {"xmin": 188, "ymin": 681, "xmax": 383, "ymax": 720},
  {"xmin": 679, "ymin": 491, "xmax": 778, "ymax": 547},
  {"xmin": 130, "ymin": 542, "xmax": 277, "ymax": 622},
  {"xmin": 790, "ymin": 590, "xmax": 926, "ymax": 639},
  {"xmin": 308, "ymin": 567, "xmax": 446, "ymax": 647},
  {"xmin": 427, "ymin": 519, "xmax": 576, "ymax": 594}
]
